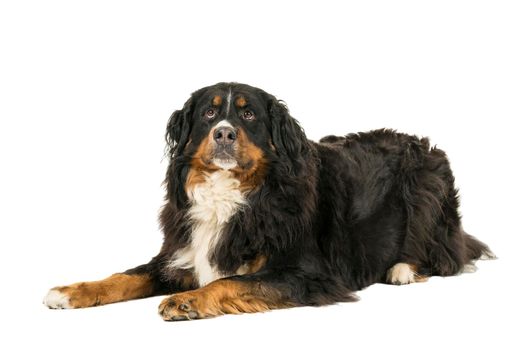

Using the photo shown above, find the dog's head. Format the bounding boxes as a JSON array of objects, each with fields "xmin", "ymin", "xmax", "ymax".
[{"xmin": 166, "ymin": 83, "xmax": 309, "ymax": 197}]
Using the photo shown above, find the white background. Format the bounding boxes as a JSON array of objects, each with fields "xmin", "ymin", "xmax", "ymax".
[{"xmin": 1, "ymin": 1, "xmax": 523, "ymax": 349}]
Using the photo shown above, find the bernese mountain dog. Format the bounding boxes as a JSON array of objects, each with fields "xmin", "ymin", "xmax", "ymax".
[{"xmin": 44, "ymin": 82, "xmax": 493, "ymax": 320}]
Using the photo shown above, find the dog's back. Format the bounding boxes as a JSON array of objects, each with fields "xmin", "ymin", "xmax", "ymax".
[{"xmin": 315, "ymin": 129, "xmax": 493, "ymax": 289}]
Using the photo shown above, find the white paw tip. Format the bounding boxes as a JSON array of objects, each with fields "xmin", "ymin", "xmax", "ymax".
[
  {"xmin": 43, "ymin": 289, "xmax": 72, "ymax": 309},
  {"xmin": 462, "ymin": 263, "xmax": 478, "ymax": 273},
  {"xmin": 387, "ymin": 263, "xmax": 416, "ymax": 285},
  {"xmin": 480, "ymin": 252, "xmax": 497, "ymax": 260}
]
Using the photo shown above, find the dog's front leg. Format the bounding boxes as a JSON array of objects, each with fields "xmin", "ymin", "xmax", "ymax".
[
  {"xmin": 158, "ymin": 277, "xmax": 292, "ymax": 321},
  {"xmin": 158, "ymin": 268, "xmax": 354, "ymax": 321},
  {"xmin": 43, "ymin": 259, "xmax": 193, "ymax": 309}
]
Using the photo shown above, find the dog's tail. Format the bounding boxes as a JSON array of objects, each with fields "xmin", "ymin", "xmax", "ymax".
[{"xmin": 463, "ymin": 231, "xmax": 496, "ymax": 261}]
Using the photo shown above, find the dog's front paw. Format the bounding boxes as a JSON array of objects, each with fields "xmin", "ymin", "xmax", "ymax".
[
  {"xmin": 43, "ymin": 288, "xmax": 73, "ymax": 309},
  {"xmin": 43, "ymin": 283, "xmax": 100, "ymax": 309},
  {"xmin": 158, "ymin": 293, "xmax": 208, "ymax": 321}
]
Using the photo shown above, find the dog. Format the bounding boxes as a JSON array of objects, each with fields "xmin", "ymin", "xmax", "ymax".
[{"xmin": 44, "ymin": 82, "xmax": 493, "ymax": 320}]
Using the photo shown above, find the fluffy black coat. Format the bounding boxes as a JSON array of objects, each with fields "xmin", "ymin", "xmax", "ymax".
[{"xmin": 131, "ymin": 83, "xmax": 492, "ymax": 307}]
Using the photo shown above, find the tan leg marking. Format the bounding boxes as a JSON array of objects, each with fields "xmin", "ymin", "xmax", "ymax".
[
  {"xmin": 158, "ymin": 279, "xmax": 293, "ymax": 321},
  {"xmin": 44, "ymin": 273, "xmax": 153, "ymax": 309},
  {"xmin": 236, "ymin": 255, "xmax": 267, "ymax": 275}
]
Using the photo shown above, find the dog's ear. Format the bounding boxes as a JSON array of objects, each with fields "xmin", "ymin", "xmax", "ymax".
[
  {"xmin": 165, "ymin": 97, "xmax": 194, "ymax": 158},
  {"xmin": 267, "ymin": 96, "xmax": 309, "ymax": 173},
  {"xmin": 164, "ymin": 95, "xmax": 195, "ymax": 208}
]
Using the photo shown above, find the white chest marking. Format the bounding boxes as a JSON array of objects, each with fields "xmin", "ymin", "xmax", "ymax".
[{"xmin": 169, "ymin": 170, "xmax": 246, "ymax": 287}]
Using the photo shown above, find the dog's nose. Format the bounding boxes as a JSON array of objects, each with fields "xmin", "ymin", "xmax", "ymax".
[{"xmin": 213, "ymin": 126, "xmax": 237, "ymax": 145}]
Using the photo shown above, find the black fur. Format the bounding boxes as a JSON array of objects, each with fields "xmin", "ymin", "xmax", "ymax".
[{"xmin": 129, "ymin": 82, "xmax": 493, "ymax": 307}]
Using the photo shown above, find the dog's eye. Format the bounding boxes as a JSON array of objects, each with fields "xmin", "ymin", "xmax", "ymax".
[
  {"xmin": 205, "ymin": 109, "xmax": 216, "ymax": 119},
  {"xmin": 242, "ymin": 110, "xmax": 255, "ymax": 121}
]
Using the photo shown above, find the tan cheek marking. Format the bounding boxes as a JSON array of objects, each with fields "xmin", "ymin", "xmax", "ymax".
[
  {"xmin": 212, "ymin": 95, "xmax": 222, "ymax": 106},
  {"xmin": 192, "ymin": 136, "xmax": 212, "ymax": 167},
  {"xmin": 185, "ymin": 167, "xmax": 207, "ymax": 195},
  {"xmin": 235, "ymin": 96, "xmax": 247, "ymax": 108},
  {"xmin": 185, "ymin": 134, "xmax": 220, "ymax": 194},
  {"xmin": 233, "ymin": 128, "xmax": 267, "ymax": 192}
]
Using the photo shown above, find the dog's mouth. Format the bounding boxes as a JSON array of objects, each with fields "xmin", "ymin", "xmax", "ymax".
[{"xmin": 212, "ymin": 148, "xmax": 238, "ymax": 170}]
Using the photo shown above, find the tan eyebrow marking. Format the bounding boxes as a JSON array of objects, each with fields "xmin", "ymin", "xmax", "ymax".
[
  {"xmin": 212, "ymin": 95, "xmax": 222, "ymax": 106},
  {"xmin": 235, "ymin": 96, "xmax": 247, "ymax": 108}
]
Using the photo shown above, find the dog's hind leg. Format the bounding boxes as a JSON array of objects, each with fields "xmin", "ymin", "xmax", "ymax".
[
  {"xmin": 386, "ymin": 263, "xmax": 429, "ymax": 285},
  {"xmin": 395, "ymin": 145, "xmax": 493, "ymax": 281}
]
